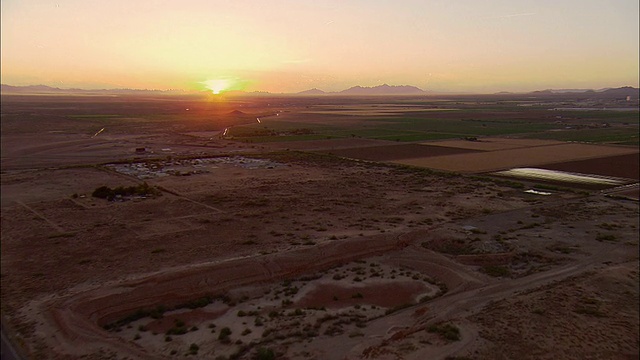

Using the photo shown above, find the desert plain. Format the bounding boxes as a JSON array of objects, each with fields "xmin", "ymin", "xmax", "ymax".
[{"xmin": 1, "ymin": 92, "xmax": 638, "ymax": 359}]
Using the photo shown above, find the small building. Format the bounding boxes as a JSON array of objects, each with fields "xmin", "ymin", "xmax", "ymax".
[{"xmin": 135, "ymin": 147, "xmax": 147, "ymax": 154}]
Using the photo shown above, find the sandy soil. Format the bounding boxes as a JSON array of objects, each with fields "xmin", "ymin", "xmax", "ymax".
[{"xmin": 3, "ymin": 151, "xmax": 637, "ymax": 359}]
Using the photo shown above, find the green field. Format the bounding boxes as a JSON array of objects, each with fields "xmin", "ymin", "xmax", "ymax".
[
  {"xmin": 224, "ymin": 110, "xmax": 640, "ymax": 145},
  {"xmin": 48, "ymin": 97, "xmax": 637, "ymax": 146},
  {"xmin": 235, "ymin": 134, "xmax": 337, "ymax": 143},
  {"xmin": 522, "ymin": 128, "xmax": 640, "ymax": 144}
]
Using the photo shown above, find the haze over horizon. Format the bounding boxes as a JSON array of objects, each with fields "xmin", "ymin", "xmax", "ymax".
[{"xmin": 2, "ymin": 0, "xmax": 638, "ymax": 94}]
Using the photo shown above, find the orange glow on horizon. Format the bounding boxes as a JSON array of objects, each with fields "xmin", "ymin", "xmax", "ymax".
[
  {"xmin": 1, "ymin": 1, "xmax": 637, "ymax": 93},
  {"xmin": 203, "ymin": 79, "xmax": 231, "ymax": 94}
]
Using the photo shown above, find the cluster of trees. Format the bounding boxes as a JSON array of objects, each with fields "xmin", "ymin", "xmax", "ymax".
[{"xmin": 91, "ymin": 182, "xmax": 161, "ymax": 201}]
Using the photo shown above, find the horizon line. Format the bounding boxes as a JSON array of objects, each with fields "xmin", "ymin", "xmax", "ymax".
[{"xmin": 1, "ymin": 83, "xmax": 638, "ymax": 96}]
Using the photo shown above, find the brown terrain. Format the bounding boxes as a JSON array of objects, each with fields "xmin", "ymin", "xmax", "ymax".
[
  {"xmin": 1, "ymin": 94, "xmax": 638, "ymax": 360},
  {"xmin": 390, "ymin": 143, "xmax": 638, "ymax": 174}
]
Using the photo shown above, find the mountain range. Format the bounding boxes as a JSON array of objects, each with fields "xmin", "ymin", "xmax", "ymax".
[
  {"xmin": 0, "ymin": 84, "xmax": 190, "ymax": 96},
  {"xmin": 1, "ymin": 84, "xmax": 638, "ymax": 98},
  {"xmin": 298, "ymin": 84, "xmax": 426, "ymax": 95}
]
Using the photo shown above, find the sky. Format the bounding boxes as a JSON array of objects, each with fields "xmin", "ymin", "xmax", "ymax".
[{"xmin": 1, "ymin": 0, "xmax": 639, "ymax": 93}]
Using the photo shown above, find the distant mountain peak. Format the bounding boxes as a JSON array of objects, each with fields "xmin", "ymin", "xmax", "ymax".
[
  {"xmin": 295, "ymin": 84, "xmax": 427, "ymax": 96},
  {"xmin": 297, "ymin": 88, "xmax": 326, "ymax": 95},
  {"xmin": 526, "ymin": 86, "xmax": 639, "ymax": 99},
  {"xmin": 0, "ymin": 83, "xmax": 193, "ymax": 96},
  {"xmin": 339, "ymin": 84, "xmax": 425, "ymax": 95}
]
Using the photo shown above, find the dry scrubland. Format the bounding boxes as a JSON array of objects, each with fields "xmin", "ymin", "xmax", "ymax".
[{"xmin": 1, "ymin": 94, "xmax": 638, "ymax": 359}]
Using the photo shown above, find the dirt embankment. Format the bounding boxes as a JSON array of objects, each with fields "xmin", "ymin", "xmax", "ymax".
[{"xmin": 29, "ymin": 234, "xmax": 402, "ymax": 355}]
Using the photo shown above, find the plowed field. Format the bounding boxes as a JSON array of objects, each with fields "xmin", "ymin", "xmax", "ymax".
[{"xmin": 392, "ymin": 143, "xmax": 639, "ymax": 173}]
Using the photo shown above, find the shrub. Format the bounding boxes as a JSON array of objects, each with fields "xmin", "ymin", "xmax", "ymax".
[
  {"xmin": 595, "ymin": 233, "xmax": 617, "ymax": 242},
  {"xmin": 92, "ymin": 186, "xmax": 113, "ymax": 199},
  {"xmin": 482, "ymin": 265, "xmax": 510, "ymax": 277},
  {"xmin": 254, "ymin": 317, "xmax": 264, "ymax": 326},
  {"xmin": 188, "ymin": 343, "xmax": 199, "ymax": 355},
  {"xmin": 219, "ymin": 327, "xmax": 232, "ymax": 342},
  {"xmin": 256, "ymin": 347, "xmax": 275, "ymax": 360},
  {"xmin": 427, "ymin": 323, "xmax": 460, "ymax": 341},
  {"xmin": 91, "ymin": 182, "xmax": 161, "ymax": 201},
  {"xmin": 180, "ymin": 295, "xmax": 213, "ymax": 309}
]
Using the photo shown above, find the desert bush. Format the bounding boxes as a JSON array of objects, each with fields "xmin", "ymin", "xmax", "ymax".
[
  {"xmin": 481, "ymin": 265, "xmax": 510, "ymax": 277},
  {"xmin": 255, "ymin": 347, "xmax": 275, "ymax": 360},
  {"xmin": 165, "ymin": 326, "xmax": 187, "ymax": 335},
  {"xmin": 595, "ymin": 233, "xmax": 617, "ymax": 242},
  {"xmin": 91, "ymin": 182, "xmax": 161, "ymax": 201},
  {"xmin": 188, "ymin": 343, "xmax": 199, "ymax": 355},
  {"xmin": 219, "ymin": 327, "xmax": 232, "ymax": 342},
  {"xmin": 427, "ymin": 323, "xmax": 460, "ymax": 341}
]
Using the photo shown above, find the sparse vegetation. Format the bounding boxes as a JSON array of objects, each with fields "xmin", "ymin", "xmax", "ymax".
[
  {"xmin": 91, "ymin": 182, "xmax": 161, "ymax": 201},
  {"xmin": 255, "ymin": 347, "xmax": 276, "ymax": 360},
  {"xmin": 5, "ymin": 93, "xmax": 639, "ymax": 360},
  {"xmin": 219, "ymin": 327, "xmax": 232, "ymax": 343},
  {"xmin": 427, "ymin": 323, "xmax": 461, "ymax": 341},
  {"xmin": 188, "ymin": 343, "xmax": 199, "ymax": 355},
  {"xmin": 595, "ymin": 233, "xmax": 618, "ymax": 242},
  {"xmin": 482, "ymin": 265, "xmax": 511, "ymax": 277}
]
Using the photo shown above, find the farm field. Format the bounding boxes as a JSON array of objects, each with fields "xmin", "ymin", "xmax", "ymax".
[
  {"xmin": 391, "ymin": 143, "xmax": 639, "ymax": 173},
  {"xmin": 318, "ymin": 143, "xmax": 480, "ymax": 161},
  {"xmin": 1, "ymin": 93, "xmax": 638, "ymax": 360},
  {"xmin": 222, "ymin": 97, "xmax": 640, "ymax": 145},
  {"xmin": 538, "ymin": 152, "xmax": 640, "ymax": 180},
  {"xmin": 425, "ymin": 138, "xmax": 565, "ymax": 151}
]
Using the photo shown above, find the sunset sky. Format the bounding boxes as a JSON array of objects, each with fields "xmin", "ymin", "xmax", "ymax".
[{"xmin": 1, "ymin": 0, "xmax": 638, "ymax": 93}]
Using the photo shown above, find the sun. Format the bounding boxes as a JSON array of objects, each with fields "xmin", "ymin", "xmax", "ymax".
[{"xmin": 203, "ymin": 79, "xmax": 231, "ymax": 94}]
